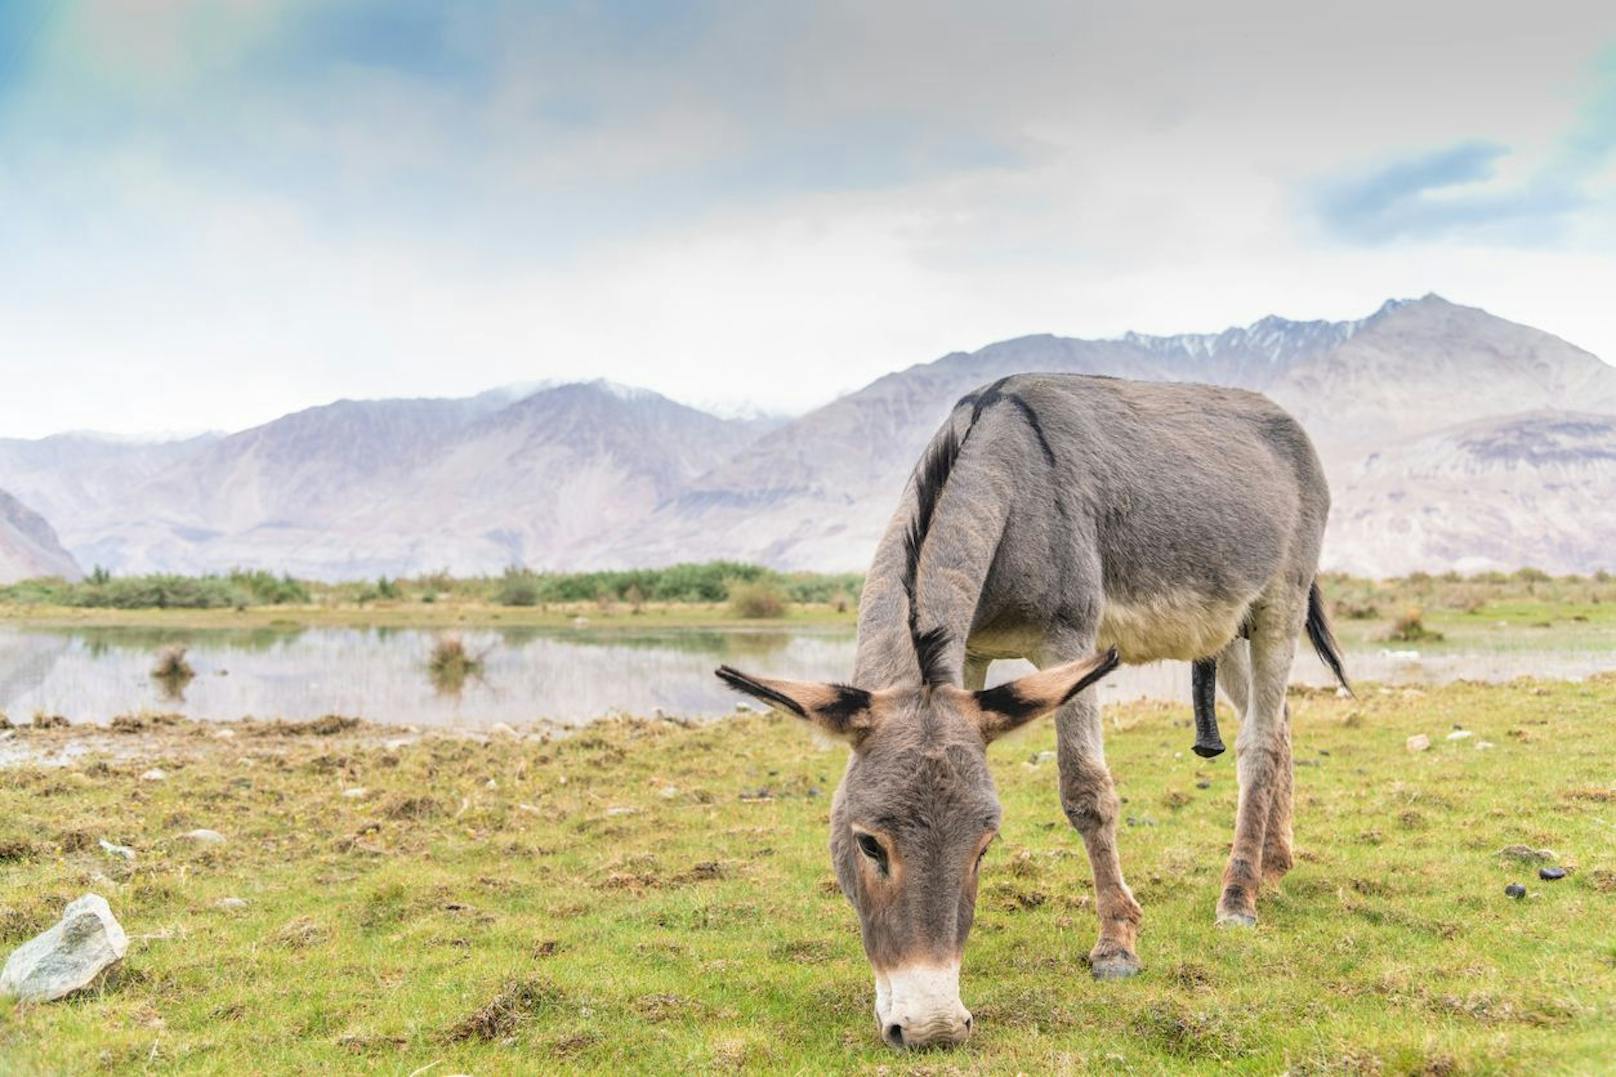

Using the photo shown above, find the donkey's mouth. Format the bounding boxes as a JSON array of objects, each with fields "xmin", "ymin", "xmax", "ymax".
[{"xmin": 874, "ymin": 964, "xmax": 973, "ymax": 1049}]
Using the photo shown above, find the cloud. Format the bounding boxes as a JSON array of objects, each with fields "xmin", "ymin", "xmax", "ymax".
[{"xmin": 1312, "ymin": 48, "xmax": 1616, "ymax": 246}]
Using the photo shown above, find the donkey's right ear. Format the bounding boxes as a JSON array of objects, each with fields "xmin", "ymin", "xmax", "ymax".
[{"xmin": 714, "ymin": 666, "xmax": 881, "ymax": 741}]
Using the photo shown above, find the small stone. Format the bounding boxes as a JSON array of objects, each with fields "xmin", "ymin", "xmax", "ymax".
[
  {"xmin": 1539, "ymin": 866, "xmax": 1568, "ymax": 881},
  {"xmin": 1446, "ymin": 730, "xmax": 1473, "ymax": 741},
  {"xmin": 1029, "ymin": 750, "xmax": 1057, "ymax": 765},
  {"xmin": 180, "ymin": 829, "xmax": 225, "ymax": 845},
  {"xmin": 215, "ymin": 897, "xmax": 250, "ymax": 910},
  {"xmin": 99, "ymin": 839, "xmax": 135, "ymax": 861},
  {"xmin": 734, "ymin": 702, "xmax": 754, "ymax": 713},
  {"xmin": 1505, "ymin": 883, "xmax": 1527, "ymax": 899},
  {"xmin": 1195, "ymin": 779, "xmax": 1212, "ymax": 790},
  {"xmin": 140, "ymin": 768, "xmax": 167, "ymax": 782},
  {"xmin": 341, "ymin": 787, "xmax": 368, "ymax": 799},
  {"xmin": 488, "ymin": 722, "xmax": 518, "ymax": 738},
  {"xmin": 659, "ymin": 785, "xmax": 680, "ymax": 799},
  {"xmin": 484, "ymin": 778, "xmax": 497, "ymax": 790},
  {"xmin": 1406, "ymin": 734, "xmax": 1430, "ymax": 752},
  {"xmin": 213, "ymin": 728, "xmax": 236, "ymax": 740},
  {"xmin": 1335, "ymin": 686, "xmax": 1352, "ymax": 699},
  {"xmin": 605, "ymin": 806, "xmax": 639, "ymax": 816},
  {"xmin": 0, "ymin": 894, "xmax": 128, "ymax": 1002}
]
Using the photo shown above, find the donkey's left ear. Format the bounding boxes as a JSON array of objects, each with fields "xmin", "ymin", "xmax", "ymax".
[
  {"xmin": 715, "ymin": 666, "xmax": 881, "ymax": 741},
  {"xmin": 958, "ymin": 647, "xmax": 1119, "ymax": 742}
]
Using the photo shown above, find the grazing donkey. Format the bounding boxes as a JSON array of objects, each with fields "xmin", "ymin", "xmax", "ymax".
[{"xmin": 717, "ymin": 373, "xmax": 1348, "ymax": 1049}]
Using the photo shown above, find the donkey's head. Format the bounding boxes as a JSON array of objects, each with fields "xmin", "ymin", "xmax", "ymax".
[{"xmin": 716, "ymin": 647, "xmax": 1117, "ymax": 1049}]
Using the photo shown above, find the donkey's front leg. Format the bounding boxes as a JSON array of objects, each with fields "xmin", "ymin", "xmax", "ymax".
[
  {"xmin": 1053, "ymin": 688, "xmax": 1142, "ymax": 979},
  {"xmin": 1216, "ymin": 621, "xmax": 1298, "ymax": 927}
]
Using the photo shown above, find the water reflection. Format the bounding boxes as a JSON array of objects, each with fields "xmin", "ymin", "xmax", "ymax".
[{"xmin": 0, "ymin": 623, "xmax": 1609, "ymax": 729}]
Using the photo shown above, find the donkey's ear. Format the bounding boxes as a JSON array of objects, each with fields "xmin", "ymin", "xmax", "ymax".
[
  {"xmin": 963, "ymin": 647, "xmax": 1119, "ymax": 742},
  {"xmin": 714, "ymin": 666, "xmax": 880, "ymax": 741}
]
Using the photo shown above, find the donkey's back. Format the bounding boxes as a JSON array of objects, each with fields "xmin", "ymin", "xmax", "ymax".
[{"xmin": 953, "ymin": 374, "xmax": 1331, "ymax": 664}]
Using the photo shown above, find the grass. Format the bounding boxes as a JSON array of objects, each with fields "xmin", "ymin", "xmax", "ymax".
[{"xmin": 2, "ymin": 679, "xmax": 1614, "ymax": 1072}]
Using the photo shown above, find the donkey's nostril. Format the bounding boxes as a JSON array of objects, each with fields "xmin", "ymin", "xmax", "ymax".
[
  {"xmin": 885, "ymin": 1023, "xmax": 905, "ymax": 1047},
  {"xmin": 964, "ymin": 1015, "xmax": 974, "ymax": 1034}
]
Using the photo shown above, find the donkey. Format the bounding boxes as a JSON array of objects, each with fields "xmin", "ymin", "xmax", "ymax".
[{"xmin": 717, "ymin": 373, "xmax": 1348, "ymax": 1049}]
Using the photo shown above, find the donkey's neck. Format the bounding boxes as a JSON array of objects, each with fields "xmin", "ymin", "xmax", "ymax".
[{"xmin": 853, "ymin": 481, "xmax": 1010, "ymax": 689}]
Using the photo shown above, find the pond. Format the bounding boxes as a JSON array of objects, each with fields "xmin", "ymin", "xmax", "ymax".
[{"xmin": 0, "ymin": 623, "xmax": 1611, "ymax": 728}]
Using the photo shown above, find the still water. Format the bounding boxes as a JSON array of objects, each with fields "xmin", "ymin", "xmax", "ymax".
[{"xmin": 0, "ymin": 624, "xmax": 1610, "ymax": 728}]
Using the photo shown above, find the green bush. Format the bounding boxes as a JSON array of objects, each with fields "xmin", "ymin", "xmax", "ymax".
[
  {"xmin": 495, "ymin": 569, "xmax": 542, "ymax": 607},
  {"xmin": 727, "ymin": 579, "xmax": 788, "ymax": 619}
]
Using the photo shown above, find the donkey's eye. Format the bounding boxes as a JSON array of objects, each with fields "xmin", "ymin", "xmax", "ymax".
[{"xmin": 855, "ymin": 833, "xmax": 888, "ymax": 872}]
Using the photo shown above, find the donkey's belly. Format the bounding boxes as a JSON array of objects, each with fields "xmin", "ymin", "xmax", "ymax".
[{"xmin": 1098, "ymin": 591, "xmax": 1249, "ymax": 664}]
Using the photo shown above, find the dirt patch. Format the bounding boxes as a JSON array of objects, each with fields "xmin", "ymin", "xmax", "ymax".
[{"xmin": 447, "ymin": 978, "xmax": 555, "ymax": 1042}]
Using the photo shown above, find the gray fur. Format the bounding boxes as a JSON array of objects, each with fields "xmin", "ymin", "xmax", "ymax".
[{"xmin": 718, "ymin": 373, "xmax": 1341, "ymax": 1048}]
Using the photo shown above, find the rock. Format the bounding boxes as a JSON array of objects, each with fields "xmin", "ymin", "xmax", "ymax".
[
  {"xmin": 488, "ymin": 722, "xmax": 518, "ymax": 738},
  {"xmin": 0, "ymin": 894, "xmax": 128, "ymax": 1002},
  {"xmin": 734, "ymin": 702, "xmax": 754, "ymax": 713},
  {"xmin": 1195, "ymin": 779, "xmax": 1212, "ymax": 790},
  {"xmin": 1475, "ymin": 740, "xmax": 1496, "ymax": 750},
  {"xmin": 605, "ymin": 806, "xmax": 639, "ymax": 817},
  {"xmin": 213, "ymin": 728, "xmax": 236, "ymax": 740},
  {"xmin": 659, "ymin": 785, "xmax": 680, "ymax": 799},
  {"xmin": 1539, "ymin": 866, "xmax": 1568, "ymax": 881},
  {"xmin": 484, "ymin": 778, "xmax": 497, "ymax": 790},
  {"xmin": 99, "ymin": 839, "xmax": 135, "ymax": 861},
  {"xmin": 1498, "ymin": 844, "xmax": 1556, "ymax": 863},
  {"xmin": 1028, "ymin": 750, "xmax": 1057, "ymax": 765},
  {"xmin": 341, "ymin": 786, "xmax": 369, "ymax": 799},
  {"xmin": 1406, "ymin": 734, "xmax": 1430, "ymax": 752},
  {"xmin": 215, "ymin": 897, "xmax": 250, "ymax": 910},
  {"xmin": 180, "ymin": 829, "xmax": 225, "ymax": 845},
  {"xmin": 1446, "ymin": 730, "xmax": 1473, "ymax": 741},
  {"xmin": 140, "ymin": 768, "xmax": 167, "ymax": 782},
  {"xmin": 1505, "ymin": 883, "xmax": 1527, "ymax": 899},
  {"xmin": 1335, "ymin": 686, "xmax": 1352, "ymax": 699}
]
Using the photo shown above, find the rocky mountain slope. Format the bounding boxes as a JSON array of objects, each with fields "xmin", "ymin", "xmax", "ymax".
[
  {"xmin": 3, "ymin": 297, "xmax": 1612, "ymax": 578},
  {"xmin": 0, "ymin": 490, "xmax": 81, "ymax": 583}
]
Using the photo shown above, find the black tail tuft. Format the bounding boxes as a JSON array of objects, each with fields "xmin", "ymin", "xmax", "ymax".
[{"xmin": 1306, "ymin": 581, "xmax": 1352, "ymax": 696}]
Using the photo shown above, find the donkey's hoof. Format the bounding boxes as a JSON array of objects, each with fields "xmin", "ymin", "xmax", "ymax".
[
  {"xmin": 1214, "ymin": 910, "xmax": 1257, "ymax": 928},
  {"xmin": 1088, "ymin": 945, "xmax": 1142, "ymax": 980}
]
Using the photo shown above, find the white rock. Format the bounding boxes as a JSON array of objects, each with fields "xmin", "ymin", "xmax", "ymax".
[
  {"xmin": 605, "ymin": 806, "xmax": 639, "ymax": 817},
  {"xmin": 180, "ymin": 829, "xmax": 225, "ymax": 845},
  {"xmin": 1335, "ymin": 686, "xmax": 1353, "ymax": 699},
  {"xmin": 140, "ymin": 768, "xmax": 167, "ymax": 782},
  {"xmin": 0, "ymin": 894, "xmax": 128, "ymax": 1003},
  {"xmin": 213, "ymin": 728, "xmax": 237, "ymax": 740},
  {"xmin": 1475, "ymin": 740, "xmax": 1496, "ymax": 751},
  {"xmin": 1446, "ymin": 730, "xmax": 1473, "ymax": 741},
  {"xmin": 1406, "ymin": 734, "xmax": 1431, "ymax": 752},
  {"xmin": 659, "ymin": 785, "xmax": 680, "ymax": 799},
  {"xmin": 484, "ymin": 778, "xmax": 498, "ymax": 790},
  {"xmin": 489, "ymin": 722, "xmax": 518, "ymax": 738},
  {"xmin": 99, "ymin": 839, "xmax": 135, "ymax": 861},
  {"xmin": 734, "ymin": 702, "xmax": 754, "ymax": 713},
  {"xmin": 214, "ymin": 897, "xmax": 249, "ymax": 911},
  {"xmin": 341, "ymin": 786, "xmax": 369, "ymax": 799}
]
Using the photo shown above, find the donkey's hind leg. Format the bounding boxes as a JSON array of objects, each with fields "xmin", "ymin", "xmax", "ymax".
[
  {"xmin": 1216, "ymin": 599, "xmax": 1302, "ymax": 927},
  {"xmin": 1218, "ymin": 639, "xmax": 1293, "ymax": 885}
]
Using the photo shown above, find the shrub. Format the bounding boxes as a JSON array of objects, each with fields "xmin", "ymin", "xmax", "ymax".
[
  {"xmin": 428, "ymin": 634, "xmax": 484, "ymax": 693},
  {"xmin": 1385, "ymin": 608, "xmax": 1443, "ymax": 643},
  {"xmin": 496, "ymin": 568, "xmax": 541, "ymax": 607},
  {"xmin": 727, "ymin": 580, "xmax": 787, "ymax": 619}
]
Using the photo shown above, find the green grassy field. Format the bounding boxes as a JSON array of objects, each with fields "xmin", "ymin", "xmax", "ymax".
[{"xmin": 2, "ymin": 679, "xmax": 1613, "ymax": 1073}]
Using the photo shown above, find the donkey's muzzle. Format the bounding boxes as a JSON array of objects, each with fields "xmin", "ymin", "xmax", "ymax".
[{"xmin": 875, "ymin": 964, "xmax": 973, "ymax": 1049}]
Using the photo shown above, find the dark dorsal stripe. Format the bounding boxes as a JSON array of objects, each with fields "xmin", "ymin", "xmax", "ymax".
[{"xmin": 901, "ymin": 377, "xmax": 1058, "ymax": 687}]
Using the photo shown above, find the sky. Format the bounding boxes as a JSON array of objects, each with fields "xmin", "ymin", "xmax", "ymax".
[{"xmin": 3, "ymin": 0, "xmax": 1616, "ymax": 438}]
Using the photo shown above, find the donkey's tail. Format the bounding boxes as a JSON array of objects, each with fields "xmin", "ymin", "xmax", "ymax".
[{"xmin": 1306, "ymin": 580, "xmax": 1352, "ymax": 696}]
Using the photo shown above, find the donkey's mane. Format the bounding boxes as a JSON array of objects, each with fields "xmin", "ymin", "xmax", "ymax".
[{"xmin": 902, "ymin": 377, "xmax": 1056, "ymax": 687}]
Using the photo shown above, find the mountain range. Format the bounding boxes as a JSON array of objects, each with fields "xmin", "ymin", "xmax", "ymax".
[{"xmin": 2, "ymin": 295, "xmax": 1612, "ymax": 582}]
